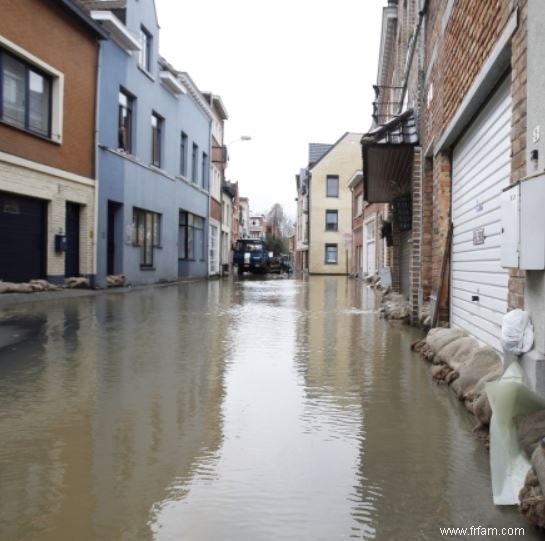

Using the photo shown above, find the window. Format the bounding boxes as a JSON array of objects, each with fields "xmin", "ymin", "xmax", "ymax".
[
  {"xmin": 355, "ymin": 193, "xmax": 363, "ymax": 217},
  {"xmin": 179, "ymin": 211, "xmax": 205, "ymax": 260},
  {"xmin": 191, "ymin": 143, "xmax": 198, "ymax": 183},
  {"xmin": 118, "ymin": 89, "xmax": 133, "ymax": 152},
  {"xmin": 151, "ymin": 112, "xmax": 163, "ymax": 167},
  {"xmin": 139, "ymin": 26, "xmax": 152, "ymax": 72},
  {"xmin": 0, "ymin": 49, "xmax": 51, "ymax": 137},
  {"xmin": 201, "ymin": 152, "xmax": 209, "ymax": 189},
  {"xmin": 325, "ymin": 244, "xmax": 338, "ymax": 264},
  {"xmin": 326, "ymin": 175, "xmax": 339, "ymax": 197},
  {"xmin": 133, "ymin": 208, "xmax": 161, "ymax": 268},
  {"xmin": 180, "ymin": 131, "xmax": 188, "ymax": 176},
  {"xmin": 325, "ymin": 210, "xmax": 338, "ymax": 231},
  {"xmin": 210, "ymin": 224, "xmax": 218, "ymax": 271}
]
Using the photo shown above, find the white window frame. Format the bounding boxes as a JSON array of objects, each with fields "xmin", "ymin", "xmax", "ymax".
[{"xmin": 0, "ymin": 35, "xmax": 64, "ymax": 144}]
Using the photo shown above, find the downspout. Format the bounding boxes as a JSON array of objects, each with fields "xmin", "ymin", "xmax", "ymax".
[
  {"xmin": 396, "ymin": 0, "xmax": 429, "ymax": 115},
  {"xmin": 92, "ymin": 39, "xmax": 102, "ymax": 288},
  {"xmin": 207, "ymin": 117, "xmax": 212, "ymax": 278}
]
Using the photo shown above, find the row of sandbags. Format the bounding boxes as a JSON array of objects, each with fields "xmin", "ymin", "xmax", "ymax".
[
  {"xmin": 0, "ymin": 275, "xmax": 129, "ymax": 295},
  {"xmin": 518, "ymin": 412, "xmax": 545, "ymax": 527},
  {"xmin": 0, "ymin": 279, "xmax": 61, "ymax": 294},
  {"xmin": 413, "ymin": 327, "xmax": 545, "ymax": 528},
  {"xmin": 413, "ymin": 328, "xmax": 502, "ymax": 444}
]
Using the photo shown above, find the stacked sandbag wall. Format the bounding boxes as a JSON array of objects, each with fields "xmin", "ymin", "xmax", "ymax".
[{"xmin": 414, "ymin": 327, "xmax": 545, "ymax": 529}]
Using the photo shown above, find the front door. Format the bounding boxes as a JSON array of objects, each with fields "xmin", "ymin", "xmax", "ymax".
[
  {"xmin": 107, "ymin": 202, "xmax": 120, "ymax": 275},
  {"xmin": 65, "ymin": 202, "xmax": 80, "ymax": 277}
]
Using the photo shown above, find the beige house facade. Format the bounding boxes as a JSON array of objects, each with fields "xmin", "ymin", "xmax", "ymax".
[{"xmin": 308, "ymin": 132, "xmax": 362, "ymax": 275}]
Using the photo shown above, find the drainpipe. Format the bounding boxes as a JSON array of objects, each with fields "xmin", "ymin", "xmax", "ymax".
[
  {"xmin": 92, "ymin": 39, "xmax": 102, "ymax": 288},
  {"xmin": 396, "ymin": 0, "xmax": 429, "ymax": 116}
]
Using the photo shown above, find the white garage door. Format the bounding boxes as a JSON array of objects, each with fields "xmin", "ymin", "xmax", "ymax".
[{"xmin": 451, "ymin": 77, "xmax": 511, "ymax": 351}]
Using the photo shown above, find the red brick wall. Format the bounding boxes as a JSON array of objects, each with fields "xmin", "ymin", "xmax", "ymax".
[
  {"xmin": 509, "ymin": 0, "xmax": 528, "ymax": 310},
  {"xmin": 421, "ymin": 0, "xmax": 526, "ymax": 319},
  {"xmin": 210, "ymin": 198, "xmax": 221, "ymax": 222},
  {"xmin": 0, "ymin": 0, "xmax": 99, "ymax": 179}
]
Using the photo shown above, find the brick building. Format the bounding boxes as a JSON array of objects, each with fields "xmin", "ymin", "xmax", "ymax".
[
  {"xmin": 363, "ymin": 0, "xmax": 545, "ymax": 391},
  {"xmin": 0, "ymin": 0, "xmax": 105, "ymax": 284}
]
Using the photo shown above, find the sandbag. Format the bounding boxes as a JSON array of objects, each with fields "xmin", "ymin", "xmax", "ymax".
[
  {"xmin": 516, "ymin": 410, "xmax": 545, "ymax": 458},
  {"xmin": 451, "ymin": 346, "xmax": 502, "ymax": 399},
  {"xmin": 519, "ymin": 467, "xmax": 545, "ymax": 528},
  {"xmin": 474, "ymin": 392, "xmax": 493, "ymax": 426},
  {"xmin": 532, "ymin": 445, "xmax": 545, "ymax": 497},
  {"xmin": 467, "ymin": 367, "xmax": 504, "ymax": 403},
  {"xmin": 435, "ymin": 336, "xmax": 479, "ymax": 370},
  {"xmin": 425, "ymin": 327, "xmax": 464, "ymax": 353},
  {"xmin": 502, "ymin": 309, "xmax": 534, "ymax": 355}
]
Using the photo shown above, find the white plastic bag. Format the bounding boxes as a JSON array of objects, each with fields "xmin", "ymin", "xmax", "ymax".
[{"xmin": 501, "ymin": 309, "xmax": 534, "ymax": 355}]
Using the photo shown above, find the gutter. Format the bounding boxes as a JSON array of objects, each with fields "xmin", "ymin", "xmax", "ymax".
[
  {"xmin": 92, "ymin": 40, "xmax": 102, "ymax": 287},
  {"xmin": 55, "ymin": 0, "xmax": 109, "ymax": 39},
  {"xmin": 396, "ymin": 0, "xmax": 429, "ymax": 115}
]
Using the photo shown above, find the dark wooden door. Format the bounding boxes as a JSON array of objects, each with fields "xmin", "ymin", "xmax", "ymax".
[
  {"xmin": 107, "ymin": 202, "xmax": 117, "ymax": 275},
  {"xmin": 65, "ymin": 202, "xmax": 80, "ymax": 278}
]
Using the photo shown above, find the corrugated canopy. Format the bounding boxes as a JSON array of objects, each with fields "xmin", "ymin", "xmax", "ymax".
[{"xmin": 361, "ymin": 110, "xmax": 418, "ymax": 203}]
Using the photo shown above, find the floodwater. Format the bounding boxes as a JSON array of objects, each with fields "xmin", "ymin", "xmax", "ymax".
[{"xmin": 0, "ymin": 277, "xmax": 540, "ymax": 540}]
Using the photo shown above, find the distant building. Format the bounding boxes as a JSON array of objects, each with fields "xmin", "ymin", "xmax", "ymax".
[
  {"xmin": 0, "ymin": 0, "xmax": 105, "ymax": 284},
  {"xmin": 239, "ymin": 197, "xmax": 250, "ymax": 239},
  {"xmin": 249, "ymin": 215, "xmax": 266, "ymax": 240},
  {"xmin": 307, "ymin": 133, "xmax": 362, "ymax": 275},
  {"xmin": 348, "ymin": 170, "xmax": 386, "ymax": 278},
  {"xmin": 295, "ymin": 144, "xmax": 332, "ymax": 273},
  {"xmin": 204, "ymin": 93, "xmax": 228, "ymax": 277},
  {"xmin": 222, "ymin": 180, "xmax": 237, "ymax": 271}
]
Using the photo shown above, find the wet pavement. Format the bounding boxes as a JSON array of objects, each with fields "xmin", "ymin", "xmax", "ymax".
[{"xmin": 0, "ymin": 277, "xmax": 540, "ymax": 540}]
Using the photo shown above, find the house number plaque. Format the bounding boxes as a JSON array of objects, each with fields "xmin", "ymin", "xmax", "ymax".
[{"xmin": 473, "ymin": 226, "xmax": 485, "ymax": 245}]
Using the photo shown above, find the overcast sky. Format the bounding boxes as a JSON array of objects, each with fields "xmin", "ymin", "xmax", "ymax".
[{"xmin": 155, "ymin": 0, "xmax": 384, "ymax": 218}]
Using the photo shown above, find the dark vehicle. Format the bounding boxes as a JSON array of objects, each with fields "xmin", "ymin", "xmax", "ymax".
[{"xmin": 233, "ymin": 239, "xmax": 270, "ymax": 275}]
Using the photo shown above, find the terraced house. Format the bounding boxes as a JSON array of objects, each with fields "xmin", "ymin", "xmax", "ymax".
[
  {"xmin": 0, "ymin": 0, "xmax": 105, "ymax": 285},
  {"xmin": 80, "ymin": 0, "xmax": 218, "ymax": 286},
  {"xmin": 363, "ymin": 0, "xmax": 545, "ymax": 393}
]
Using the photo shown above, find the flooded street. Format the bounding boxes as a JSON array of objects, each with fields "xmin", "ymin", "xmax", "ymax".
[{"xmin": 0, "ymin": 277, "xmax": 539, "ymax": 540}]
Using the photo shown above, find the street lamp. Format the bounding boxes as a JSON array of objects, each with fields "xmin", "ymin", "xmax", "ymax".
[{"xmin": 226, "ymin": 135, "xmax": 252, "ymax": 146}]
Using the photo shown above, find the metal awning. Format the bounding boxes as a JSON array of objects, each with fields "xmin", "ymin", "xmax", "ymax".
[{"xmin": 361, "ymin": 110, "xmax": 418, "ymax": 203}]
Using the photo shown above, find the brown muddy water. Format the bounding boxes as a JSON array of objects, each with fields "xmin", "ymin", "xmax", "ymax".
[{"xmin": 0, "ymin": 277, "xmax": 540, "ymax": 540}]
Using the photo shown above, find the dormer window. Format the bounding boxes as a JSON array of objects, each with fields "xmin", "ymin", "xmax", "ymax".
[{"xmin": 139, "ymin": 26, "xmax": 152, "ymax": 72}]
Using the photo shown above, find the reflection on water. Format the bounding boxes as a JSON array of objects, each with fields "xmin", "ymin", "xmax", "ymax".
[{"xmin": 0, "ymin": 277, "xmax": 539, "ymax": 540}]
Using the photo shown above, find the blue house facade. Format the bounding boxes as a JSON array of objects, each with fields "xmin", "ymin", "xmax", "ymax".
[{"xmin": 84, "ymin": 0, "xmax": 212, "ymax": 286}]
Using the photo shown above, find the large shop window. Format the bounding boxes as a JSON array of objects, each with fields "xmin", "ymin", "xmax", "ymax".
[
  {"xmin": 179, "ymin": 211, "xmax": 205, "ymax": 261},
  {"xmin": 133, "ymin": 208, "xmax": 161, "ymax": 268},
  {"xmin": 0, "ymin": 49, "xmax": 52, "ymax": 138}
]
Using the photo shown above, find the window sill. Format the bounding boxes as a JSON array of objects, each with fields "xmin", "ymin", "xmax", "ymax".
[
  {"xmin": 0, "ymin": 119, "xmax": 60, "ymax": 145},
  {"xmin": 150, "ymin": 163, "xmax": 164, "ymax": 171},
  {"xmin": 138, "ymin": 65, "xmax": 156, "ymax": 82},
  {"xmin": 140, "ymin": 266, "xmax": 156, "ymax": 271}
]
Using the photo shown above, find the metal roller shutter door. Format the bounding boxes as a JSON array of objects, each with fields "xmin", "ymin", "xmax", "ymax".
[
  {"xmin": 451, "ymin": 77, "xmax": 511, "ymax": 351},
  {"xmin": 0, "ymin": 191, "xmax": 46, "ymax": 283}
]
